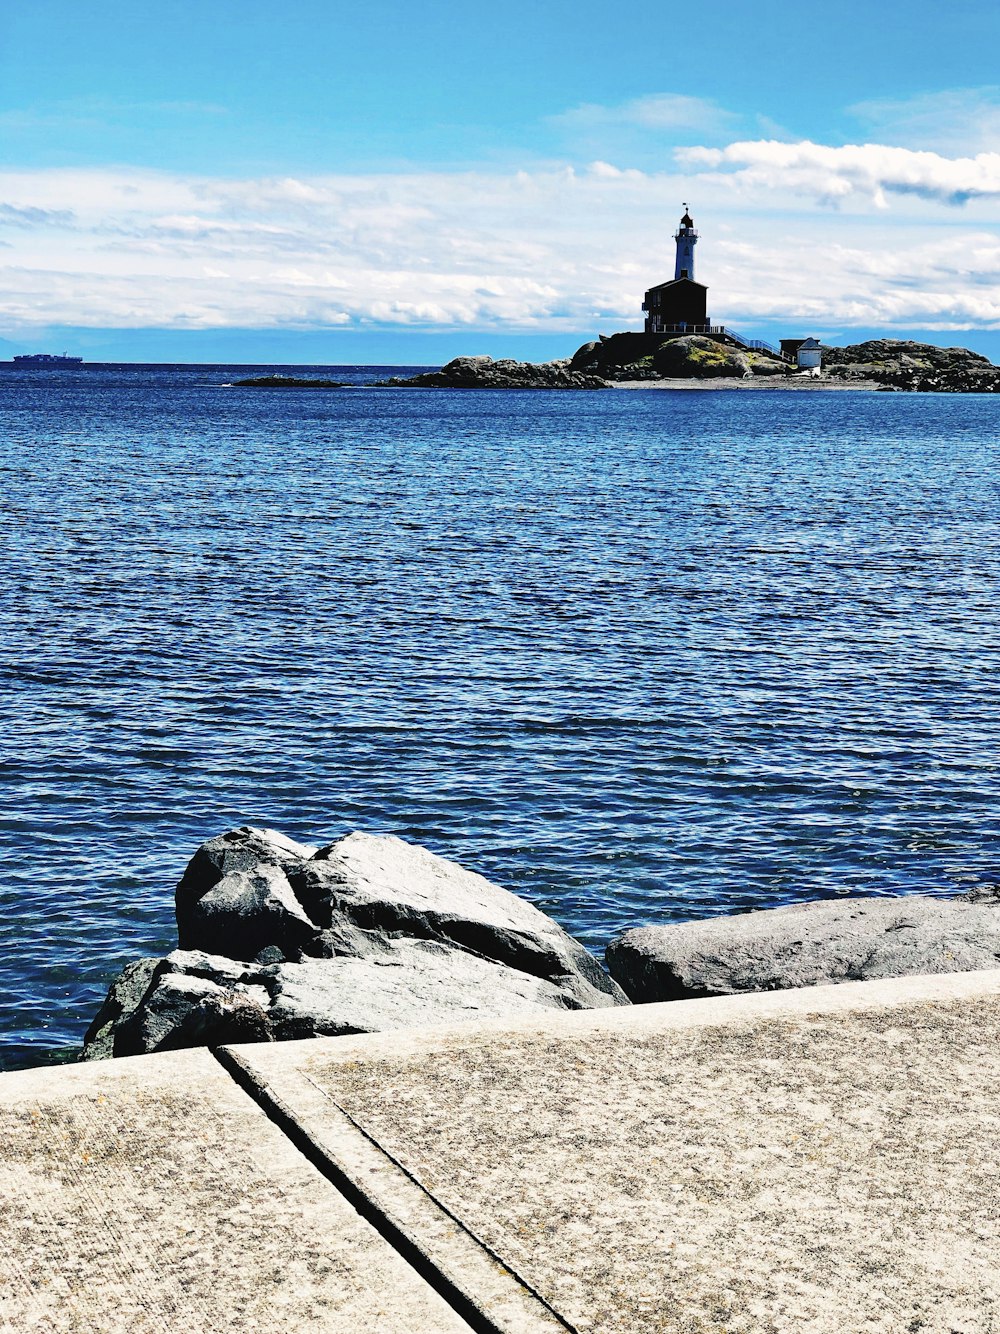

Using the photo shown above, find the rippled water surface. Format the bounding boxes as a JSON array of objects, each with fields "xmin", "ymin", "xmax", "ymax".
[{"xmin": 3, "ymin": 363, "xmax": 1000, "ymax": 1068}]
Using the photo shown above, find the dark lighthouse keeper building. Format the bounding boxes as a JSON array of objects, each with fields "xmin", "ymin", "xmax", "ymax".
[{"xmin": 642, "ymin": 208, "xmax": 710, "ymax": 335}]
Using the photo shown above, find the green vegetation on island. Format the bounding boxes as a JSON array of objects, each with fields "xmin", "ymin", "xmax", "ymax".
[
  {"xmin": 381, "ymin": 334, "xmax": 1000, "ymax": 391},
  {"xmin": 569, "ymin": 332, "xmax": 787, "ymax": 381}
]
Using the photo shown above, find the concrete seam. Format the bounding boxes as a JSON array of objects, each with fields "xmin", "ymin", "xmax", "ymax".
[
  {"xmin": 297, "ymin": 1068, "xmax": 579, "ymax": 1333},
  {"xmin": 212, "ymin": 1046, "xmax": 575, "ymax": 1334}
]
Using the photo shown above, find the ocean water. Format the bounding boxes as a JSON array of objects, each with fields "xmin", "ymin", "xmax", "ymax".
[{"xmin": 2, "ymin": 362, "xmax": 1000, "ymax": 1070}]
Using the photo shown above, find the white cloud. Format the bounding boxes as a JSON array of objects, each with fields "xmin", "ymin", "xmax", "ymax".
[
  {"xmin": 703, "ymin": 229, "xmax": 1000, "ymax": 329},
  {"xmin": 0, "ymin": 155, "xmax": 999, "ymax": 336},
  {"xmin": 679, "ymin": 139, "xmax": 1000, "ymax": 207},
  {"xmin": 0, "ymin": 165, "xmax": 652, "ymax": 331}
]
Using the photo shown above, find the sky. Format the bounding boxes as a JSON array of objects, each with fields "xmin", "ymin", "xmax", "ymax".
[{"xmin": 1, "ymin": 0, "xmax": 1000, "ymax": 363}]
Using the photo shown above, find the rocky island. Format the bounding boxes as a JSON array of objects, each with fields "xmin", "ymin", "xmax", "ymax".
[
  {"xmin": 379, "ymin": 334, "xmax": 1000, "ymax": 392},
  {"xmin": 234, "ymin": 207, "xmax": 999, "ymax": 394},
  {"xmin": 381, "ymin": 208, "xmax": 999, "ymax": 393},
  {"xmin": 378, "ymin": 355, "xmax": 608, "ymax": 390},
  {"xmin": 818, "ymin": 338, "xmax": 1000, "ymax": 391},
  {"xmin": 233, "ymin": 374, "xmax": 347, "ymax": 388}
]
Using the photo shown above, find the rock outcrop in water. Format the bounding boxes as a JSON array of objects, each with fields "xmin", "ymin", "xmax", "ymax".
[
  {"xmin": 568, "ymin": 332, "xmax": 788, "ymax": 381},
  {"xmin": 82, "ymin": 827, "xmax": 628, "ymax": 1060},
  {"xmin": 379, "ymin": 334, "xmax": 999, "ymax": 391},
  {"xmin": 380, "ymin": 339, "xmax": 792, "ymax": 387},
  {"xmin": 821, "ymin": 340, "xmax": 1000, "ymax": 392},
  {"xmin": 377, "ymin": 355, "xmax": 608, "ymax": 389},
  {"xmin": 233, "ymin": 375, "xmax": 347, "ymax": 388},
  {"xmin": 606, "ymin": 893, "xmax": 1000, "ymax": 1002}
]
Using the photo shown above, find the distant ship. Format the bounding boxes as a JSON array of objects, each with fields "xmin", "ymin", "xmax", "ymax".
[{"xmin": 12, "ymin": 352, "xmax": 84, "ymax": 365}]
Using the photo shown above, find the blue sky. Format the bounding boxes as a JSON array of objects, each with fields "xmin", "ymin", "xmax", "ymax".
[{"xmin": 2, "ymin": 0, "xmax": 1000, "ymax": 362}]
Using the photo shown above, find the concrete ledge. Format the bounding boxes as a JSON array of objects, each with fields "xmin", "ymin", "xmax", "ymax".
[
  {"xmin": 0, "ymin": 1048, "xmax": 471, "ymax": 1332},
  {"xmin": 230, "ymin": 970, "xmax": 1000, "ymax": 1333},
  {"xmin": 5, "ymin": 971, "xmax": 1000, "ymax": 1332}
]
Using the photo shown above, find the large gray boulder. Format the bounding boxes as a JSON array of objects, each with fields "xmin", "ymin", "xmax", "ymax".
[
  {"xmin": 606, "ymin": 895, "xmax": 1000, "ymax": 1002},
  {"xmin": 82, "ymin": 827, "xmax": 627, "ymax": 1059},
  {"xmin": 178, "ymin": 863, "xmax": 318, "ymax": 961},
  {"xmin": 96, "ymin": 951, "xmax": 276, "ymax": 1055},
  {"xmin": 378, "ymin": 355, "xmax": 608, "ymax": 390},
  {"xmin": 175, "ymin": 827, "xmax": 316, "ymax": 935},
  {"xmin": 293, "ymin": 831, "xmax": 616, "ymax": 1005},
  {"xmin": 81, "ymin": 957, "xmax": 162, "ymax": 1060}
]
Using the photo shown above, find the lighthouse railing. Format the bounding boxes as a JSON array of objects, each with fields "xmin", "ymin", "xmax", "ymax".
[
  {"xmin": 643, "ymin": 322, "xmax": 791, "ymax": 360},
  {"xmin": 715, "ymin": 327, "xmax": 789, "ymax": 359}
]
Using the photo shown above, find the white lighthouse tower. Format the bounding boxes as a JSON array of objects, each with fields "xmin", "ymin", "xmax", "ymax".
[{"xmin": 674, "ymin": 205, "xmax": 698, "ymax": 280}]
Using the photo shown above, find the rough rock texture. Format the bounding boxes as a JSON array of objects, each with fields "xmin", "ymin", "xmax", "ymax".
[
  {"xmin": 822, "ymin": 339, "xmax": 1000, "ymax": 392},
  {"xmin": 82, "ymin": 958, "xmax": 161, "ymax": 1060},
  {"xmin": 606, "ymin": 895, "xmax": 1000, "ymax": 1002},
  {"xmin": 380, "ymin": 334, "xmax": 998, "ymax": 393},
  {"xmin": 649, "ymin": 335, "xmax": 751, "ymax": 378},
  {"xmin": 570, "ymin": 332, "xmax": 783, "ymax": 381},
  {"xmin": 83, "ymin": 827, "xmax": 628, "ymax": 1059},
  {"xmin": 378, "ymin": 355, "xmax": 608, "ymax": 390},
  {"xmin": 175, "ymin": 826, "xmax": 319, "ymax": 961},
  {"xmin": 177, "ymin": 826, "xmax": 316, "ymax": 907}
]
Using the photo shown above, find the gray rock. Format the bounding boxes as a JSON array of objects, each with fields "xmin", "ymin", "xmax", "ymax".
[
  {"xmin": 386, "ymin": 334, "xmax": 1000, "ymax": 394},
  {"xmin": 180, "ymin": 863, "xmax": 317, "ymax": 961},
  {"xmin": 378, "ymin": 355, "xmax": 608, "ymax": 390},
  {"xmin": 164, "ymin": 947, "xmax": 274, "ymax": 987},
  {"xmin": 822, "ymin": 339, "xmax": 1000, "ymax": 392},
  {"xmin": 606, "ymin": 896, "xmax": 1000, "ymax": 1003},
  {"xmin": 86, "ymin": 936, "xmax": 607, "ymax": 1058},
  {"xmin": 568, "ymin": 330, "xmax": 788, "ymax": 381},
  {"xmin": 294, "ymin": 832, "xmax": 625, "ymax": 1008},
  {"xmin": 176, "ymin": 826, "xmax": 316, "ymax": 940},
  {"xmin": 92, "ymin": 950, "xmax": 278, "ymax": 1057},
  {"xmin": 650, "ymin": 335, "xmax": 750, "ymax": 379},
  {"xmin": 232, "ymin": 374, "xmax": 347, "ymax": 388},
  {"xmin": 963, "ymin": 882, "xmax": 1000, "ymax": 904},
  {"xmin": 267, "ymin": 940, "xmax": 587, "ymax": 1038},
  {"xmin": 82, "ymin": 828, "xmax": 627, "ymax": 1059},
  {"xmin": 80, "ymin": 957, "xmax": 160, "ymax": 1060}
]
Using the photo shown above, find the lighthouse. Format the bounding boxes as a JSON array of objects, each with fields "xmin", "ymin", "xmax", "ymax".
[
  {"xmin": 642, "ymin": 206, "xmax": 710, "ymax": 335},
  {"xmin": 674, "ymin": 206, "xmax": 697, "ymax": 280}
]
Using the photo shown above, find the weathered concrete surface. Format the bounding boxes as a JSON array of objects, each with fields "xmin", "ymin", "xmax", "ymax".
[
  {"xmin": 0, "ymin": 1048, "xmax": 471, "ymax": 1333},
  {"xmin": 10, "ymin": 972, "xmax": 1000, "ymax": 1333},
  {"xmin": 230, "ymin": 970, "xmax": 1000, "ymax": 1334},
  {"xmin": 606, "ymin": 895, "xmax": 1000, "ymax": 1002},
  {"xmin": 84, "ymin": 827, "xmax": 626, "ymax": 1060}
]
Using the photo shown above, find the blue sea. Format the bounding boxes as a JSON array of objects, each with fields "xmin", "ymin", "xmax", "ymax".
[{"xmin": 3, "ymin": 362, "xmax": 1000, "ymax": 1071}]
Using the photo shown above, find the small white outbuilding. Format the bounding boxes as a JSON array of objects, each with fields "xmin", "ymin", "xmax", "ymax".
[{"xmin": 796, "ymin": 337, "xmax": 822, "ymax": 370}]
